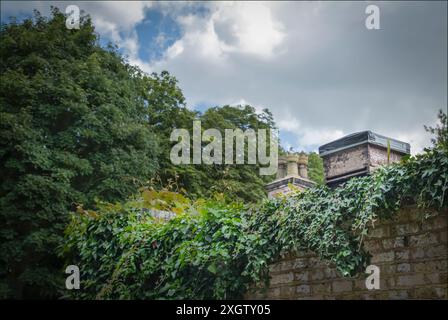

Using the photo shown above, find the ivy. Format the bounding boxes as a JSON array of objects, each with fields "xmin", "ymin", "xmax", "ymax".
[{"xmin": 62, "ymin": 145, "xmax": 447, "ymax": 299}]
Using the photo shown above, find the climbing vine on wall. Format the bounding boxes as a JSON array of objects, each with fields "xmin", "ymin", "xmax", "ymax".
[{"xmin": 62, "ymin": 145, "xmax": 447, "ymax": 299}]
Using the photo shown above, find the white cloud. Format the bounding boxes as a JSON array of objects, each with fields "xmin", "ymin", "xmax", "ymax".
[
  {"xmin": 1, "ymin": 1, "xmax": 153, "ymax": 33},
  {"xmin": 87, "ymin": 1, "xmax": 152, "ymax": 31},
  {"xmin": 154, "ymin": 1, "xmax": 286, "ymax": 64},
  {"xmin": 166, "ymin": 41, "xmax": 184, "ymax": 59},
  {"xmin": 299, "ymin": 129, "xmax": 345, "ymax": 149},
  {"xmin": 278, "ymin": 118, "xmax": 301, "ymax": 133},
  {"xmin": 210, "ymin": 2, "xmax": 285, "ymax": 58}
]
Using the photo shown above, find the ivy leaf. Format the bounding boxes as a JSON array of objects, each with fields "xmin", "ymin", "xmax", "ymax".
[{"xmin": 207, "ymin": 263, "xmax": 218, "ymax": 274}]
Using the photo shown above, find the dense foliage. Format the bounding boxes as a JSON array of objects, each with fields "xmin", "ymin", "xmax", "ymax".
[
  {"xmin": 0, "ymin": 10, "xmax": 163, "ymax": 298},
  {"xmin": 63, "ymin": 142, "xmax": 447, "ymax": 299},
  {"xmin": 307, "ymin": 152, "xmax": 324, "ymax": 184},
  {"xmin": 155, "ymin": 104, "xmax": 280, "ymax": 203}
]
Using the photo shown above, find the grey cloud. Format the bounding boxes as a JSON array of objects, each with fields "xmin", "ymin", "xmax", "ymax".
[
  {"xmin": 151, "ymin": 1, "xmax": 446, "ymax": 153},
  {"xmin": 1, "ymin": 1, "xmax": 446, "ymax": 153}
]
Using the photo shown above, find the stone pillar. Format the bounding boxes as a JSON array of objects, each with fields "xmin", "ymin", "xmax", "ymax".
[
  {"xmin": 265, "ymin": 153, "xmax": 315, "ymax": 197},
  {"xmin": 298, "ymin": 154, "xmax": 308, "ymax": 179},
  {"xmin": 276, "ymin": 156, "xmax": 287, "ymax": 179},
  {"xmin": 286, "ymin": 154, "xmax": 299, "ymax": 176}
]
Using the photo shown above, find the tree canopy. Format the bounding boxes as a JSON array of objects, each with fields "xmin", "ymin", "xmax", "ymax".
[{"xmin": 0, "ymin": 9, "xmax": 164, "ymax": 298}]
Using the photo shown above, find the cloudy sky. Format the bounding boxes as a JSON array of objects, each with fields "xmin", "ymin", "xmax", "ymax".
[{"xmin": 1, "ymin": 1, "xmax": 447, "ymax": 154}]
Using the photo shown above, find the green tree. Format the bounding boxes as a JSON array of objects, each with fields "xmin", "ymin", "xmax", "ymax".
[
  {"xmin": 151, "ymin": 104, "xmax": 278, "ymax": 203},
  {"xmin": 195, "ymin": 105, "xmax": 277, "ymax": 202},
  {"xmin": 0, "ymin": 9, "xmax": 163, "ymax": 298},
  {"xmin": 308, "ymin": 152, "xmax": 324, "ymax": 184},
  {"xmin": 424, "ymin": 109, "xmax": 447, "ymax": 150}
]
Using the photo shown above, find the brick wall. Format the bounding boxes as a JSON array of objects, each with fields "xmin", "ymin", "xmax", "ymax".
[
  {"xmin": 322, "ymin": 144, "xmax": 404, "ymax": 182},
  {"xmin": 322, "ymin": 144, "xmax": 369, "ymax": 179},
  {"xmin": 368, "ymin": 144, "xmax": 404, "ymax": 171},
  {"xmin": 246, "ymin": 206, "xmax": 448, "ymax": 299}
]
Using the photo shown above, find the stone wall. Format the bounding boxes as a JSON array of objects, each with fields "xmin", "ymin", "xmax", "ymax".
[
  {"xmin": 322, "ymin": 143, "xmax": 405, "ymax": 185},
  {"xmin": 322, "ymin": 144, "xmax": 369, "ymax": 180},
  {"xmin": 368, "ymin": 144, "xmax": 404, "ymax": 171},
  {"xmin": 246, "ymin": 206, "xmax": 448, "ymax": 299}
]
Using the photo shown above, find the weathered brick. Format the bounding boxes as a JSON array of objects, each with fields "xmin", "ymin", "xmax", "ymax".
[
  {"xmin": 407, "ymin": 209, "xmax": 424, "ymax": 222},
  {"xmin": 268, "ymin": 263, "xmax": 281, "ymax": 273},
  {"xmin": 324, "ymin": 268, "xmax": 339, "ymax": 279},
  {"xmin": 364, "ymin": 240, "xmax": 383, "ymax": 252},
  {"xmin": 439, "ymin": 230, "xmax": 447, "ymax": 243},
  {"xmin": 414, "ymin": 260, "xmax": 448, "ymax": 273},
  {"xmin": 353, "ymin": 278, "xmax": 366, "ymax": 290},
  {"xmin": 395, "ymin": 249, "xmax": 410, "ymax": 261},
  {"xmin": 411, "ymin": 247, "xmax": 425, "ymax": 259},
  {"xmin": 296, "ymin": 285, "xmax": 310, "ymax": 295},
  {"xmin": 382, "ymin": 237, "xmax": 405, "ymax": 250},
  {"xmin": 358, "ymin": 293, "xmax": 376, "ymax": 300},
  {"xmin": 425, "ymin": 245, "xmax": 447, "ymax": 258},
  {"xmin": 266, "ymin": 287, "xmax": 281, "ymax": 299},
  {"xmin": 425, "ymin": 273, "xmax": 442, "ymax": 284},
  {"xmin": 432, "ymin": 215, "xmax": 448, "ymax": 230},
  {"xmin": 413, "ymin": 262, "xmax": 426, "ymax": 273},
  {"xmin": 294, "ymin": 271, "xmax": 309, "ymax": 282},
  {"xmin": 395, "ymin": 210, "xmax": 410, "ymax": 222},
  {"xmin": 270, "ymin": 272, "xmax": 294, "ymax": 285},
  {"xmin": 383, "ymin": 238, "xmax": 394, "ymax": 250},
  {"xmin": 396, "ymin": 263, "xmax": 411, "ymax": 273},
  {"xmin": 381, "ymin": 263, "xmax": 396, "ymax": 274},
  {"xmin": 434, "ymin": 286, "xmax": 448, "ymax": 299},
  {"xmin": 379, "ymin": 278, "xmax": 389, "ymax": 290},
  {"xmin": 371, "ymin": 251, "xmax": 394, "ymax": 263},
  {"xmin": 332, "ymin": 280, "xmax": 353, "ymax": 293},
  {"xmin": 307, "ymin": 257, "xmax": 322, "ymax": 268},
  {"xmin": 394, "ymin": 223, "xmax": 420, "ymax": 236},
  {"xmin": 279, "ymin": 286, "xmax": 295, "ymax": 298},
  {"xmin": 293, "ymin": 257, "xmax": 308, "ymax": 269},
  {"xmin": 409, "ymin": 233, "xmax": 438, "ymax": 247},
  {"xmin": 386, "ymin": 277, "xmax": 396, "ymax": 288},
  {"xmin": 397, "ymin": 274, "xmax": 425, "ymax": 287},
  {"xmin": 439, "ymin": 259, "xmax": 448, "ymax": 271},
  {"xmin": 313, "ymin": 283, "xmax": 331, "ymax": 294},
  {"xmin": 282, "ymin": 260, "xmax": 297, "ymax": 271},
  {"xmin": 388, "ymin": 290, "xmax": 408, "ymax": 300},
  {"xmin": 311, "ymin": 269, "xmax": 325, "ymax": 281},
  {"xmin": 368, "ymin": 226, "xmax": 389, "ymax": 238},
  {"xmin": 413, "ymin": 286, "xmax": 445, "ymax": 299},
  {"xmin": 374, "ymin": 292, "xmax": 390, "ymax": 299}
]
